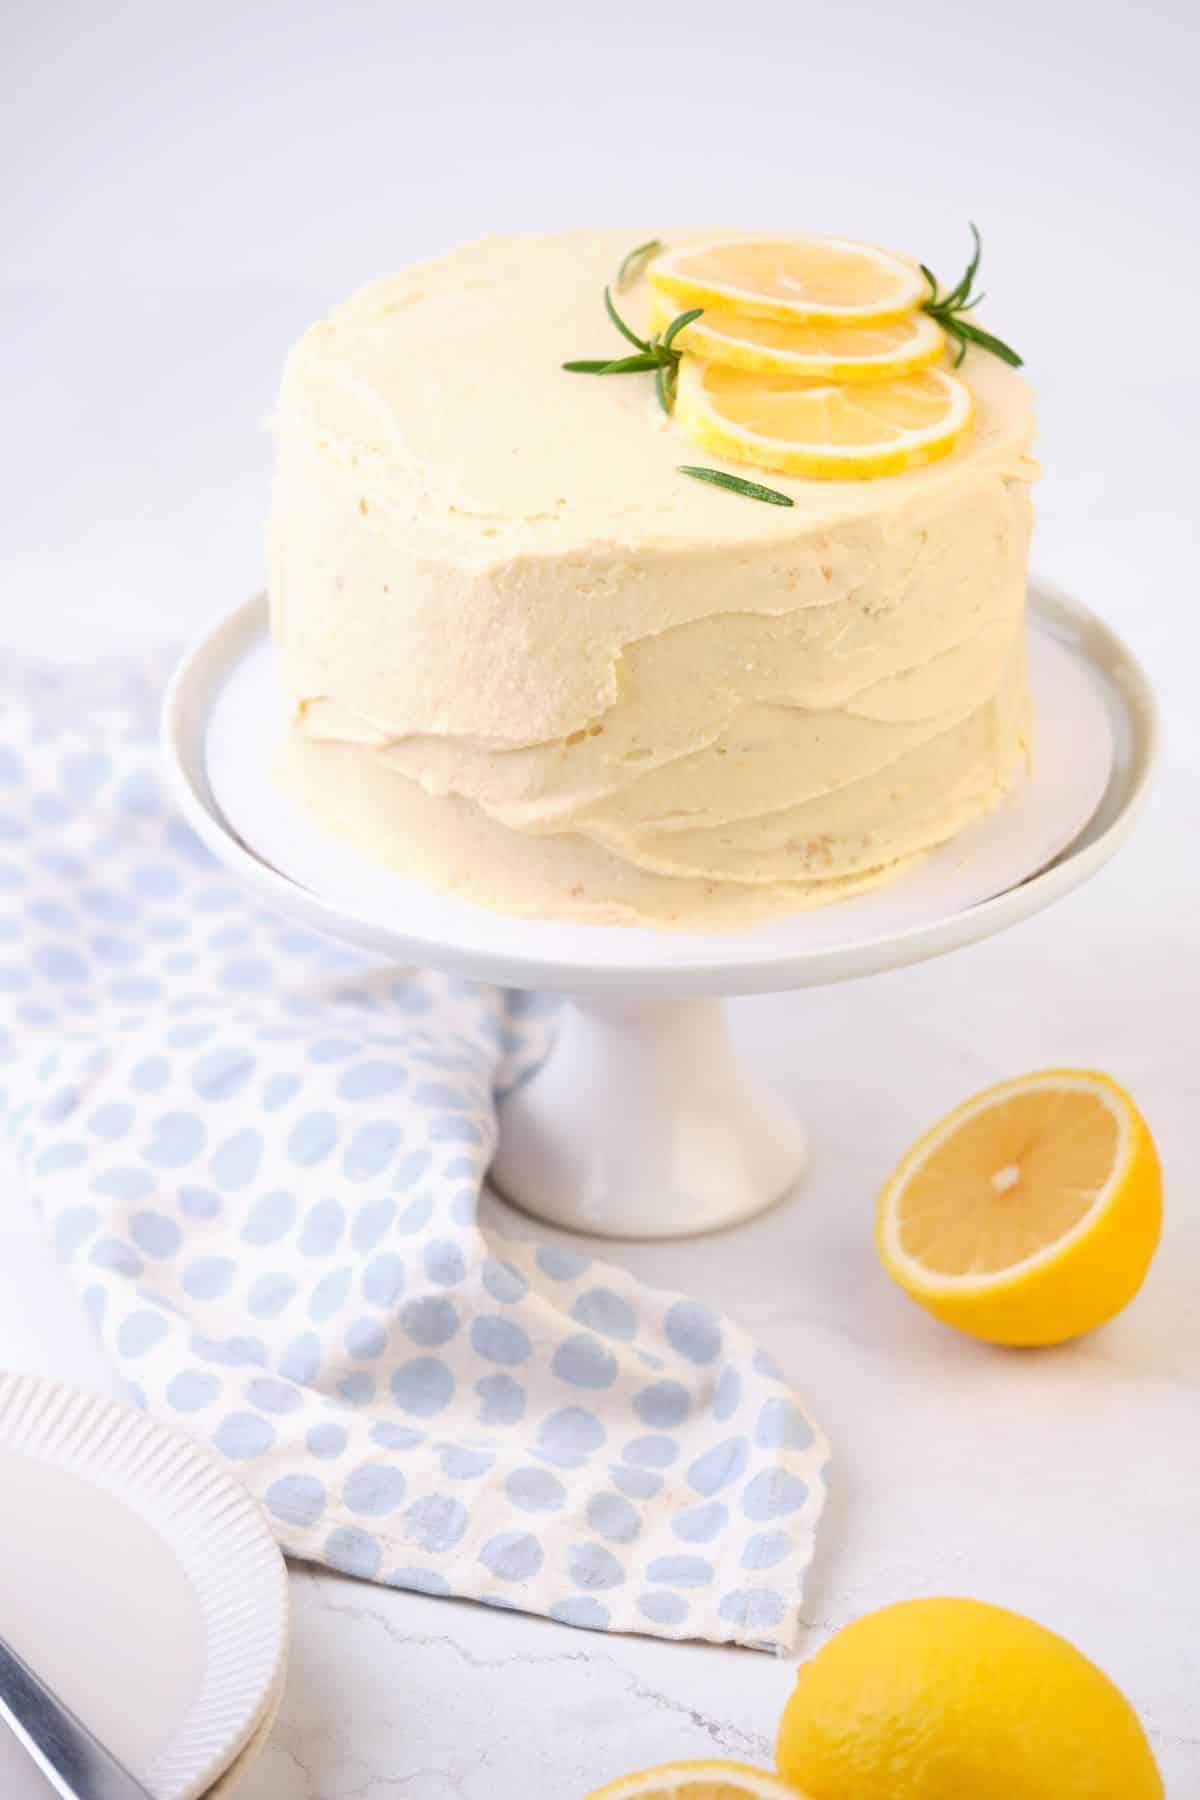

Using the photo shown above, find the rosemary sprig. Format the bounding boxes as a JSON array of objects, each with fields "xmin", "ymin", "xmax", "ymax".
[
  {"xmin": 920, "ymin": 224, "xmax": 1023, "ymax": 368},
  {"xmin": 563, "ymin": 287, "xmax": 703, "ymax": 414},
  {"xmin": 677, "ymin": 466, "xmax": 794, "ymax": 507},
  {"xmin": 616, "ymin": 237, "xmax": 663, "ymax": 292}
]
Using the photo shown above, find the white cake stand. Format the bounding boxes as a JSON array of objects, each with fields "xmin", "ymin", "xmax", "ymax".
[{"xmin": 162, "ymin": 581, "xmax": 1157, "ymax": 1241}]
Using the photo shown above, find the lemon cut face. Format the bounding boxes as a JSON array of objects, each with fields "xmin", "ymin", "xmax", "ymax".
[
  {"xmin": 585, "ymin": 1761, "xmax": 811, "ymax": 1800},
  {"xmin": 651, "ymin": 297, "xmax": 946, "ymax": 381},
  {"xmin": 649, "ymin": 236, "xmax": 928, "ymax": 324},
  {"xmin": 674, "ymin": 359, "xmax": 972, "ymax": 480},
  {"xmin": 875, "ymin": 1070, "xmax": 1163, "ymax": 1345}
]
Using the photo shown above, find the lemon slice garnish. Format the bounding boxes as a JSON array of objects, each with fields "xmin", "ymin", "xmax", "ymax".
[
  {"xmin": 875, "ymin": 1069, "xmax": 1163, "ymax": 1345},
  {"xmin": 651, "ymin": 295, "xmax": 945, "ymax": 381},
  {"xmin": 674, "ymin": 358, "xmax": 972, "ymax": 480},
  {"xmin": 649, "ymin": 235, "xmax": 927, "ymax": 324},
  {"xmin": 585, "ymin": 1762, "xmax": 812, "ymax": 1800}
]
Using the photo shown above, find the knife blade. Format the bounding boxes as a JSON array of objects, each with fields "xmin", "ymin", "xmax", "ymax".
[{"xmin": 0, "ymin": 1632, "xmax": 154, "ymax": 1800}]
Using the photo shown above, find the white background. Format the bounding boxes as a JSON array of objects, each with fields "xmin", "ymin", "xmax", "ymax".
[{"xmin": 3, "ymin": 3, "xmax": 1200, "ymax": 1795}]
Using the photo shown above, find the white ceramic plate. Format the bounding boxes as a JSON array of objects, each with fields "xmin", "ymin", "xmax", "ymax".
[
  {"xmin": 204, "ymin": 1663, "xmax": 285, "ymax": 1799},
  {"xmin": 162, "ymin": 580, "xmax": 1158, "ymax": 996},
  {"xmin": 0, "ymin": 1375, "xmax": 288, "ymax": 1800}
]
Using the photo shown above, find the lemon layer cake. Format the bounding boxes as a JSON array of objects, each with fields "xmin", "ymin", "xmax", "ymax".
[{"xmin": 268, "ymin": 230, "xmax": 1038, "ymax": 928}]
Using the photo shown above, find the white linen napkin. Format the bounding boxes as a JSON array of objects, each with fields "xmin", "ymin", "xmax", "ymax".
[{"xmin": 0, "ymin": 658, "xmax": 828, "ymax": 1650}]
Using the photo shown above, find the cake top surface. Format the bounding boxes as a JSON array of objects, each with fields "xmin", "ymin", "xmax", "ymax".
[{"xmin": 276, "ymin": 230, "xmax": 1037, "ymax": 555}]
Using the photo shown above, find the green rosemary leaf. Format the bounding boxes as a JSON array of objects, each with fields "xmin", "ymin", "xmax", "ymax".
[
  {"xmin": 677, "ymin": 466, "xmax": 794, "ymax": 507},
  {"xmin": 942, "ymin": 222, "xmax": 982, "ymax": 310},
  {"xmin": 617, "ymin": 238, "xmax": 664, "ymax": 292},
  {"xmin": 603, "ymin": 286, "xmax": 649, "ymax": 352},
  {"xmin": 921, "ymin": 225, "xmax": 1022, "ymax": 369},
  {"xmin": 954, "ymin": 321, "xmax": 1024, "ymax": 367},
  {"xmin": 661, "ymin": 306, "xmax": 704, "ymax": 351},
  {"xmin": 562, "ymin": 352, "xmax": 662, "ymax": 375},
  {"xmin": 598, "ymin": 351, "xmax": 663, "ymax": 373},
  {"xmin": 654, "ymin": 362, "xmax": 671, "ymax": 414}
]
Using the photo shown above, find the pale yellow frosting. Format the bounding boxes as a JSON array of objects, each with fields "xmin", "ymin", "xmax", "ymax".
[{"xmin": 268, "ymin": 230, "xmax": 1038, "ymax": 928}]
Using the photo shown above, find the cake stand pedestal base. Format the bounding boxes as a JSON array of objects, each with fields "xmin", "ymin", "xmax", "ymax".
[{"xmin": 490, "ymin": 996, "xmax": 806, "ymax": 1240}]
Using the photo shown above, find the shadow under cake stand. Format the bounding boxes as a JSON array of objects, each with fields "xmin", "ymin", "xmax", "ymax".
[{"xmin": 163, "ymin": 580, "xmax": 1157, "ymax": 1243}]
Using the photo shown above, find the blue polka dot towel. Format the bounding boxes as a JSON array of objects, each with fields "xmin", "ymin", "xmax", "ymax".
[{"xmin": 0, "ymin": 661, "xmax": 828, "ymax": 1651}]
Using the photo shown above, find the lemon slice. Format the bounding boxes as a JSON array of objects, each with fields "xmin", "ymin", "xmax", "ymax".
[
  {"xmin": 876, "ymin": 1070, "xmax": 1163, "ymax": 1345},
  {"xmin": 585, "ymin": 1762, "xmax": 809, "ymax": 1800},
  {"xmin": 650, "ymin": 295, "xmax": 945, "ymax": 381},
  {"xmin": 649, "ymin": 236, "xmax": 927, "ymax": 324},
  {"xmin": 675, "ymin": 359, "xmax": 972, "ymax": 480}
]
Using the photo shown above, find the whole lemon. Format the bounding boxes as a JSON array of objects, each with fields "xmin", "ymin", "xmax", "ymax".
[{"xmin": 775, "ymin": 1598, "xmax": 1162, "ymax": 1800}]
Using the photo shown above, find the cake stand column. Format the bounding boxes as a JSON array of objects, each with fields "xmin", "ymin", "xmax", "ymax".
[{"xmin": 489, "ymin": 995, "xmax": 807, "ymax": 1240}]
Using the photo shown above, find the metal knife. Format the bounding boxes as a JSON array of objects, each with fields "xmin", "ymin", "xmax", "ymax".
[{"xmin": 0, "ymin": 1631, "xmax": 154, "ymax": 1800}]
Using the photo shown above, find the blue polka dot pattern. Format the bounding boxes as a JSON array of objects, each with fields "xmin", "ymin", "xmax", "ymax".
[
  {"xmin": 634, "ymin": 1380, "xmax": 691, "ymax": 1429},
  {"xmin": 388, "ymin": 1566, "xmax": 451, "ymax": 1597},
  {"xmin": 391, "ymin": 1357, "xmax": 455, "ymax": 1417},
  {"xmin": 567, "ymin": 1543, "xmax": 625, "ymax": 1591},
  {"xmin": 404, "ymin": 1494, "xmax": 469, "ymax": 1552},
  {"xmin": 346, "ymin": 1317, "xmax": 388, "ymax": 1360},
  {"xmin": 307, "ymin": 1422, "xmax": 348, "ymax": 1460},
  {"xmin": 664, "ymin": 1300, "xmax": 722, "ymax": 1365},
  {"xmin": 741, "ymin": 1529, "xmax": 793, "ymax": 1571},
  {"xmin": 480, "ymin": 1532, "xmax": 543, "ymax": 1583},
  {"xmin": 215, "ymin": 1412, "xmax": 276, "ymax": 1460},
  {"xmin": 587, "ymin": 1491, "xmax": 640, "ymax": 1544},
  {"xmin": 477, "ymin": 1373, "xmax": 525, "ymax": 1427},
  {"xmin": 755, "ymin": 1396, "xmax": 815, "ymax": 1452},
  {"xmin": 247, "ymin": 1271, "xmax": 297, "ymax": 1318},
  {"xmin": 246, "ymin": 1376, "xmax": 303, "ymax": 1415},
  {"xmin": 610, "ymin": 1465, "xmax": 662, "ymax": 1502},
  {"xmin": 325, "ymin": 1526, "xmax": 382, "ymax": 1580},
  {"xmin": 638, "ymin": 1590, "xmax": 689, "ymax": 1627},
  {"xmin": 623, "ymin": 1434, "xmax": 679, "ymax": 1470},
  {"xmin": 211, "ymin": 1126, "xmax": 264, "ymax": 1190},
  {"xmin": 362, "ymin": 1251, "xmax": 405, "ymax": 1309},
  {"xmin": 267, "ymin": 1473, "xmax": 327, "ymax": 1528},
  {"xmin": 480, "ymin": 1257, "xmax": 527, "ymax": 1304},
  {"xmin": 570, "ymin": 1287, "xmax": 637, "ymax": 1342},
  {"xmin": 672, "ymin": 1501, "xmax": 729, "ymax": 1543},
  {"xmin": 506, "ymin": 1467, "xmax": 566, "ymax": 1513},
  {"xmin": 344, "ymin": 1463, "xmax": 407, "ymax": 1516},
  {"xmin": 539, "ymin": 1407, "xmax": 606, "ymax": 1468},
  {"xmin": 688, "ymin": 1436, "xmax": 751, "ymax": 1497},
  {"xmin": 552, "ymin": 1332, "xmax": 618, "ymax": 1389},
  {"xmin": 646, "ymin": 1554, "xmax": 713, "ymax": 1589},
  {"xmin": 438, "ymin": 1445, "xmax": 493, "ymax": 1480},
  {"xmin": 741, "ymin": 1468, "xmax": 809, "ymax": 1520},
  {"xmin": 166, "ymin": 1370, "xmax": 219, "ymax": 1412},
  {"xmin": 471, "ymin": 1315, "xmax": 531, "ymax": 1366},
  {"xmin": 402, "ymin": 1296, "xmax": 458, "ymax": 1348},
  {"xmin": 1, "ymin": 669, "xmax": 827, "ymax": 1652}
]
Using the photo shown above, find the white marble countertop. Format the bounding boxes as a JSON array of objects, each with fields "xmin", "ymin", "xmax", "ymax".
[
  {"xmin": 3, "ymin": 0, "xmax": 1199, "ymax": 1792},
  {"xmin": 3, "ymin": 907, "xmax": 1197, "ymax": 1793}
]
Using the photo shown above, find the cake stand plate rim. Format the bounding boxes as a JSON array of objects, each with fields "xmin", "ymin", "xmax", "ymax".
[{"xmin": 161, "ymin": 578, "xmax": 1159, "ymax": 997}]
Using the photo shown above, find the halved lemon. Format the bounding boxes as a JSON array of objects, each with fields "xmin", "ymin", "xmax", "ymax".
[
  {"xmin": 585, "ymin": 1762, "xmax": 809, "ymax": 1800},
  {"xmin": 876, "ymin": 1070, "xmax": 1163, "ymax": 1346},
  {"xmin": 649, "ymin": 236, "xmax": 927, "ymax": 325},
  {"xmin": 650, "ymin": 295, "xmax": 945, "ymax": 381},
  {"xmin": 674, "ymin": 359, "xmax": 972, "ymax": 480}
]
